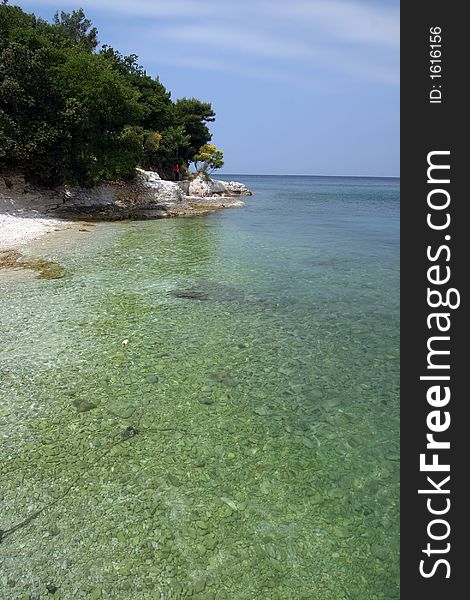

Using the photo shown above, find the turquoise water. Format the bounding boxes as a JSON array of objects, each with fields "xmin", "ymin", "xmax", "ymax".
[{"xmin": 0, "ymin": 176, "xmax": 399, "ymax": 599}]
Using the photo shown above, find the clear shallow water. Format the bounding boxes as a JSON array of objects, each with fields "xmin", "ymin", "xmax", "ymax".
[{"xmin": 0, "ymin": 176, "xmax": 399, "ymax": 599}]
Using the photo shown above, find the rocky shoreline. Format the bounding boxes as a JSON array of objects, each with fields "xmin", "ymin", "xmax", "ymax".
[
  {"xmin": 0, "ymin": 169, "xmax": 252, "ymax": 222},
  {"xmin": 0, "ymin": 170, "xmax": 252, "ymax": 255}
]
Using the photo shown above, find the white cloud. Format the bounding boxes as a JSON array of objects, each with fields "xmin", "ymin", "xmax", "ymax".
[
  {"xmin": 157, "ymin": 25, "xmax": 314, "ymax": 61},
  {"xmin": 21, "ymin": 0, "xmax": 218, "ymax": 18},
  {"xmin": 158, "ymin": 55, "xmax": 310, "ymax": 86},
  {"xmin": 270, "ymin": 1, "xmax": 399, "ymax": 48},
  {"xmin": 22, "ymin": 0, "xmax": 399, "ymax": 85},
  {"xmin": 149, "ymin": 21, "xmax": 398, "ymax": 85},
  {"xmin": 23, "ymin": 0, "xmax": 399, "ymax": 47}
]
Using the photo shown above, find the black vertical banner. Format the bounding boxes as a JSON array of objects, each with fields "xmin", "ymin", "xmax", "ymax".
[{"xmin": 401, "ymin": 3, "xmax": 467, "ymax": 599}]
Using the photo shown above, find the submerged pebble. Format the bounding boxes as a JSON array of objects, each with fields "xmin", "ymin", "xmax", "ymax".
[
  {"xmin": 72, "ymin": 399, "xmax": 97, "ymax": 413},
  {"xmin": 253, "ymin": 406, "xmax": 270, "ymax": 416},
  {"xmin": 199, "ymin": 398, "xmax": 214, "ymax": 405}
]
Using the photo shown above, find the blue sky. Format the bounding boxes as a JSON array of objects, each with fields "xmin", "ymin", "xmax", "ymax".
[{"xmin": 18, "ymin": 0, "xmax": 399, "ymax": 176}]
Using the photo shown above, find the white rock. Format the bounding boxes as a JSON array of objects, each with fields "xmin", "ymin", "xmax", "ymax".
[
  {"xmin": 188, "ymin": 175, "xmax": 252, "ymax": 197},
  {"xmin": 135, "ymin": 168, "xmax": 161, "ymax": 185},
  {"xmin": 135, "ymin": 169, "xmax": 183, "ymax": 203},
  {"xmin": 224, "ymin": 181, "xmax": 252, "ymax": 196}
]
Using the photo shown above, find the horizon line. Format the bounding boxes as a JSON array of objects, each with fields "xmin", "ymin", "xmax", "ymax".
[{"xmin": 216, "ymin": 173, "xmax": 400, "ymax": 179}]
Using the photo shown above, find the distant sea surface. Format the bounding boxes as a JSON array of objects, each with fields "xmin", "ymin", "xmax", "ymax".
[{"xmin": 1, "ymin": 175, "xmax": 399, "ymax": 599}]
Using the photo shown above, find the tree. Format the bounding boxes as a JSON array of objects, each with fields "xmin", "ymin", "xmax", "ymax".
[
  {"xmin": 173, "ymin": 98, "xmax": 215, "ymax": 162},
  {"xmin": 53, "ymin": 52, "xmax": 143, "ymax": 185},
  {"xmin": 193, "ymin": 144, "xmax": 224, "ymax": 175},
  {"xmin": 100, "ymin": 46, "xmax": 173, "ymax": 132},
  {"xmin": 0, "ymin": 4, "xmax": 219, "ymax": 186},
  {"xmin": 53, "ymin": 8, "xmax": 98, "ymax": 52},
  {"xmin": 0, "ymin": 42, "xmax": 71, "ymax": 185},
  {"xmin": 0, "ymin": 1, "xmax": 36, "ymax": 52},
  {"xmin": 143, "ymin": 126, "xmax": 191, "ymax": 176}
]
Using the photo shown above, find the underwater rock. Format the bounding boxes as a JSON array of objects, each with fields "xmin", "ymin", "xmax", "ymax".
[
  {"xmin": 72, "ymin": 399, "xmax": 97, "ymax": 413},
  {"xmin": 220, "ymin": 496, "xmax": 237, "ymax": 510},
  {"xmin": 121, "ymin": 425, "xmax": 138, "ymax": 440},
  {"xmin": 170, "ymin": 288, "xmax": 209, "ymax": 300},
  {"xmin": 145, "ymin": 374, "xmax": 159, "ymax": 384},
  {"xmin": 167, "ymin": 473, "xmax": 182, "ymax": 487},
  {"xmin": 203, "ymin": 534, "xmax": 218, "ymax": 550},
  {"xmin": 0, "ymin": 249, "xmax": 65, "ymax": 279},
  {"xmin": 371, "ymin": 543, "xmax": 388, "ymax": 561},
  {"xmin": 321, "ymin": 391, "xmax": 343, "ymax": 409},
  {"xmin": 108, "ymin": 401, "xmax": 135, "ymax": 419},
  {"xmin": 254, "ymin": 406, "xmax": 270, "ymax": 416},
  {"xmin": 199, "ymin": 398, "xmax": 214, "ymax": 405},
  {"xmin": 0, "ymin": 249, "xmax": 22, "ymax": 268},
  {"xmin": 193, "ymin": 579, "xmax": 206, "ymax": 594},
  {"xmin": 209, "ymin": 370, "xmax": 236, "ymax": 386},
  {"xmin": 171, "ymin": 280, "xmax": 245, "ymax": 303}
]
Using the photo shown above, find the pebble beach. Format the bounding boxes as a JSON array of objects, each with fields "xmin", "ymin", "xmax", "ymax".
[{"xmin": 0, "ymin": 213, "xmax": 68, "ymax": 250}]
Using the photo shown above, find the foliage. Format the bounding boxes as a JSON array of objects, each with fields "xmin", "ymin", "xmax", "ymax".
[
  {"xmin": 0, "ymin": 41, "xmax": 71, "ymax": 185},
  {"xmin": 0, "ymin": 2, "xmax": 222, "ymax": 187},
  {"xmin": 173, "ymin": 98, "xmax": 215, "ymax": 162},
  {"xmin": 193, "ymin": 143, "xmax": 224, "ymax": 174},
  {"xmin": 53, "ymin": 8, "xmax": 98, "ymax": 52}
]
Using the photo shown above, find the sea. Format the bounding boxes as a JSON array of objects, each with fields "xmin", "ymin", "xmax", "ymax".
[{"xmin": 0, "ymin": 175, "xmax": 400, "ymax": 599}]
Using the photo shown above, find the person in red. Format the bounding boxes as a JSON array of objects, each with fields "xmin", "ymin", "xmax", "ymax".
[{"xmin": 172, "ymin": 163, "xmax": 180, "ymax": 181}]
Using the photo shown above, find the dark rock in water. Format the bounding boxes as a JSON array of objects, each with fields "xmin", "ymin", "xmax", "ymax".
[
  {"xmin": 145, "ymin": 374, "xmax": 159, "ymax": 384},
  {"xmin": 121, "ymin": 425, "xmax": 139, "ymax": 440},
  {"xmin": 199, "ymin": 398, "xmax": 214, "ymax": 405},
  {"xmin": 171, "ymin": 288, "xmax": 209, "ymax": 300},
  {"xmin": 170, "ymin": 280, "xmax": 245, "ymax": 303},
  {"xmin": 46, "ymin": 584, "xmax": 58, "ymax": 594},
  {"xmin": 167, "ymin": 473, "xmax": 182, "ymax": 487},
  {"xmin": 209, "ymin": 370, "xmax": 236, "ymax": 386},
  {"xmin": 73, "ymin": 399, "xmax": 97, "ymax": 413}
]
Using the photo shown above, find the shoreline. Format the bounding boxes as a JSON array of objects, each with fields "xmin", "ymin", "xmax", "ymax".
[
  {"xmin": 0, "ymin": 198, "xmax": 244, "ymax": 256},
  {"xmin": 0, "ymin": 171, "xmax": 252, "ymax": 255},
  {"xmin": 0, "ymin": 212, "xmax": 71, "ymax": 251}
]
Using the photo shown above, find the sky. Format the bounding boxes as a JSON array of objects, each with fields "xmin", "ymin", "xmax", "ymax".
[{"xmin": 17, "ymin": 0, "xmax": 400, "ymax": 176}]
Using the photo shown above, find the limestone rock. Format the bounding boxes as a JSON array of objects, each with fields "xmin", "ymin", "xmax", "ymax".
[
  {"xmin": 223, "ymin": 181, "xmax": 253, "ymax": 196},
  {"xmin": 189, "ymin": 175, "xmax": 226, "ymax": 197},
  {"xmin": 135, "ymin": 168, "xmax": 184, "ymax": 203},
  {"xmin": 1, "ymin": 169, "xmax": 250, "ymax": 220},
  {"xmin": 188, "ymin": 175, "xmax": 252, "ymax": 198}
]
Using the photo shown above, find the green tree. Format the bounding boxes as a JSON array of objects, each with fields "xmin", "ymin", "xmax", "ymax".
[
  {"xmin": 173, "ymin": 98, "xmax": 215, "ymax": 162},
  {"xmin": 53, "ymin": 51, "xmax": 143, "ymax": 185},
  {"xmin": 100, "ymin": 46, "xmax": 173, "ymax": 132},
  {"xmin": 0, "ymin": 41, "xmax": 72, "ymax": 185},
  {"xmin": 143, "ymin": 126, "xmax": 191, "ymax": 176},
  {"xmin": 0, "ymin": 4, "xmax": 219, "ymax": 186},
  {"xmin": 0, "ymin": 1, "xmax": 36, "ymax": 52},
  {"xmin": 193, "ymin": 143, "xmax": 224, "ymax": 174},
  {"xmin": 53, "ymin": 8, "xmax": 98, "ymax": 52}
]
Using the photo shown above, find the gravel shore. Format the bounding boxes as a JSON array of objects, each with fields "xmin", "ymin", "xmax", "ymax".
[{"xmin": 0, "ymin": 213, "xmax": 68, "ymax": 250}]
